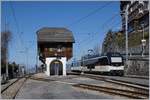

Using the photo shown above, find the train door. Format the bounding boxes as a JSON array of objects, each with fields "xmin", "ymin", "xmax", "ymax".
[{"xmin": 50, "ymin": 60, "xmax": 63, "ymax": 75}]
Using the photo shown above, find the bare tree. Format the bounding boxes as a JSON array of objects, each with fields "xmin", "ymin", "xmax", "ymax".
[
  {"xmin": 102, "ymin": 29, "xmax": 113, "ymax": 54},
  {"xmin": 1, "ymin": 31, "xmax": 11, "ymax": 79}
]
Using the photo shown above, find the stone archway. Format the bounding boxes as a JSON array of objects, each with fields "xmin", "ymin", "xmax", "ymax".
[{"xmin": 50, "ymin": 60, "xmax": 63, "ymax": 75}]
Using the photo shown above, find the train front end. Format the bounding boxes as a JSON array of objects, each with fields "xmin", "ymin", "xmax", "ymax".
[{"xmin": 106, "ymin": 52, "xmax": 124, "ymax": 76}]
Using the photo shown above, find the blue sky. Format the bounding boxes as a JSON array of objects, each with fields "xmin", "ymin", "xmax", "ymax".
[{"xmin": 1, "ymin": 1, "xmax": 121, "ymax": 69}]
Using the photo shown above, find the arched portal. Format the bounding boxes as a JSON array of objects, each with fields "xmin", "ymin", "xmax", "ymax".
[{"xmin": 50, "ymin": 60, "xmax": 63, "ymax": 75}]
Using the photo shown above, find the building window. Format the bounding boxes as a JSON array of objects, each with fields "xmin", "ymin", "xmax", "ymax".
[{"xmin": 49, "ymin": 48, "xmax": 53, "ymax": 52}]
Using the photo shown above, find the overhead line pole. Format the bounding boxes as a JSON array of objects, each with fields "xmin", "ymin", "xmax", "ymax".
[
  {"xmin": 5, "ymin": 22, "xmax": 9, "ymax": 80},
  {"xmin": 125, "ymin": 4, "xmax": 129, "ymax": 65}
]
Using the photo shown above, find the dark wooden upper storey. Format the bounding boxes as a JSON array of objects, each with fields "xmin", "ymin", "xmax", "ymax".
[
  {"xmin": 37, "ymin": 27, "xmax": 75, "ymax": 61},
  {"xmin": 37, "ymin": 27, "xmax": 75, "ymax": 43}
]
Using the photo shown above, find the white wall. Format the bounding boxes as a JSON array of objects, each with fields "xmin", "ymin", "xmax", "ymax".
[{"xmin": 45, "ymin": 57, "xmax": 66, "ymax": 76}]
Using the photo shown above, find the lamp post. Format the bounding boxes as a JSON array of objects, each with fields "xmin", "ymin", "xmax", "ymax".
[
  {"xmin": 138, "ymin": 2, "xmax": 146, "ymax": 57},
  {"xmin": 141, "ymin": 23, "xmax": 146, "ymax": 57}
]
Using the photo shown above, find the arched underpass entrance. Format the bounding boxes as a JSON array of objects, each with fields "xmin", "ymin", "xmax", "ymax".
[{"xmin": 50, "ymin": 60, "xmax": 63, "ymax": 75}]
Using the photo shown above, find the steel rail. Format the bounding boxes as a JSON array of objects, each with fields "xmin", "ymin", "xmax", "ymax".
[
  {"xmin": 70, "ymin": 71, "xmax": 149, "ymax": 80},
  {"xmin": 1, "ymin": 78, "xmax": 21, "ymax": 93},
  {"xmin": 73, "ymin": 83, "xmax": 148, "ymax": 99},
  {"xmin": 79, "ymin": 74, "xmax": 149, "ymax": 91},
  {"xmin": 68, "ymin": 72, "xmax": 149, "ymax": 88},
  {"xmin": 12, "ymin": 77, "xmax": 28, "ymax": 99},
  {"xmin": 1, "ymin": 75, "xmax": 30, "ymax": 99},
  {"xmin": 124, "ymin": 75, "xmax": 149, "ymax": 80},
  {"xmin": 67, "ymin": 72, "xmax": 149, "ymax": 97}
]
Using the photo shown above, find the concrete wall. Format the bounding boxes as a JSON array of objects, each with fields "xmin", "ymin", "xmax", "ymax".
[
  {"xmin": 45, "ymin": 57, "xmax": 66, "ymax": 76},
  {"xmin": 124, "ymin": 57, "xmax": 149, "ymax": 76}
]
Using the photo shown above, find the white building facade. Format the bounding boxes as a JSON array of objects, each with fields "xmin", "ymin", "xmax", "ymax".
[{"xmin": 45, "ymin": 57, "xmax": 66, "ymax": 76}]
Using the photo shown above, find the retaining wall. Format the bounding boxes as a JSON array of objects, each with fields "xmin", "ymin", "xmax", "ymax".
[{"xmin": 124, "ymin": 57, "xmax": 149, "ymax": 76}]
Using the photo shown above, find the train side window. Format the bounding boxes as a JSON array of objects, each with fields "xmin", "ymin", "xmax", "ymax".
[{"xmin": 98, "ymin": 57, "xmax": 109, "ymax": 65}]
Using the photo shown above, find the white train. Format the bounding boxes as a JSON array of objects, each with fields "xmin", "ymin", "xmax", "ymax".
[{"xmin": 71, "ymin": 52, "xmax": 124, "ymax": 76}]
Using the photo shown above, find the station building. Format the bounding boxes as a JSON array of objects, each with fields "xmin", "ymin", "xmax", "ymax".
[{"xmin": 37, "ymin": 27, "xmax": 75, "ymax": 76}]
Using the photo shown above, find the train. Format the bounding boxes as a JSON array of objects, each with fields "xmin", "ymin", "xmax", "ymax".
[{"xmin": 71, "ymin": 52, "xmax": 124, "ymax": 76}]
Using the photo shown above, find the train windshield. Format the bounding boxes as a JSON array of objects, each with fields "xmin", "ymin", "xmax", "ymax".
[
  {"xmin": 107, "ymin": 52, "xmax": 123, "ymax": 66},
  {"xmin": 111, "ymin": 57, "xmax": 122, "ymax": 63}
]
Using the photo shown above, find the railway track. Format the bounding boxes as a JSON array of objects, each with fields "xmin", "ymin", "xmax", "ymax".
[
  {"xmin": 1, "ymin": 75, "xmax": 30, "ymax": 99},
  {"xmin": 68, "ymin": 72, "xmax": 149, "ymax": 87},
  {"xmin": 1, "ymin": 78, "xmax": 20, "ymax": 93},
  {"xmin": 68, "ymin": 72, "xmax": 149, "ymax": 98},
  {"xmin": 30, "ymin": 75, "xmax": 149, "ymax": 99},
  {"xmin": 73, "ymin": 83, "xmax": 148, "ymax": 99},
  {"xmin": 81, "ymin": 73, "xmax": 149, "ymax": 88}
]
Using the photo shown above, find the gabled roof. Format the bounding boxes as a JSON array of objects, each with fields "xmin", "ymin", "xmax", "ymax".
[{"xmin": 37, "ymin": 27, "xmax": 75, "ymax": 43}]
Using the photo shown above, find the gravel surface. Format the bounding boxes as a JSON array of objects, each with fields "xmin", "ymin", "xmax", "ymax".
[
  {"xmin": 1, "ymin": 78, "xmax": 26, "ymax": 99},
  {"xmin": 1, "ymin": 78, "xmax": 18, "ymax": 92},
  {"xmin": 15, "ymin": 75, "xmax": 127, "ymax": 99}
]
